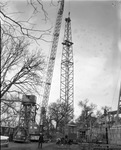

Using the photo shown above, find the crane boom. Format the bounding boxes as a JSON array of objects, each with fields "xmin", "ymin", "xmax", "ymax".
[{"xmin": 40, "ymin": 0, "xmax": 64, "ymax": 126}]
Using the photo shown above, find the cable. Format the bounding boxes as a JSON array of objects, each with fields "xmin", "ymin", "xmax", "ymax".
[
  {"xmin": 69, "ymin": 0, "xmax": 71, "ymax": 12},
  {"xmin": 68, "ymin": 0, "xmax": 71, "ymax": 14}
]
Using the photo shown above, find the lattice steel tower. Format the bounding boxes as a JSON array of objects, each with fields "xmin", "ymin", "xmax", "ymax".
[
  {"xmin": 13, "ymin": 95, "xmax": 37, "ymax": 142},
  {"xmin": 60, "ymin": 12, "xmax": 74, "ymax": 126},
  {"xmin": 40, "ymin": 0, "xmax": 64, "ymax": 129}
]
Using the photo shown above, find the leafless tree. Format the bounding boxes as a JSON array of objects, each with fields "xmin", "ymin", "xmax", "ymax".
[
  {"xmin": 0, "ymin": 93, "xmax": 21, "ymax": 126},
  {"xmin": 48, "ymin": 100, "xmax": 73, "ymax": 132},
  {"xmin": 0, "ymin": 0, "xmax": 59, "ymax": 125},
  {"xmin": 0, "ymin": 0, "xmax": 55, "ymax": 41},
  {"xmin": 48, "ymin": 100, "xmax": 63, "ymax": 131},
  {"xmin": 76, "ymin": 99, "xmax": 97, "ymax": 128},
  {"xmin": 1, "ymin": 30, "xmax": 46, "ymax": 98},
  {"xmin": 44, "ymin": 115, "xmax": 54, "ymax": 138},
  {"xmin": 0, "ymin": 1, "xmax": 60, "ymax": 98},
  {"xmin": 101, "ymin": 106, "xmax": 111, "ymax": 115},
  {"xmin": 1, "ymin": 101, "xmax": 19, "ymax": 126}
]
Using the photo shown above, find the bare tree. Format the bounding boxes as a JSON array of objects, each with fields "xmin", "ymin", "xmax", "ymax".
[
  {"xmin": 0, "ymin": 1, "xmax": 60, "ymax": 98},
  {"xmin": 101, "ymin": 106, "xmax": 111, "ymax": 115},
  {"xmin": 48, "ymin": 100, "xmax": 64, "ymax": 132},
  {"xmin": 1, "ymin": 101, "xmax": 19, "ymax": 126},
  {"xmin": 0, "ymin": 15, "xmax": 46, "ymax": 126},
  {"xmin": 0, "ymin": 0, "xmax": 59, "ymax": 126},
  {"xmin": 48, "ymin": 100, "xmax": 73, "ymax": 132},
  {"xmin": 44, "ymin": 115, "xmax": 54, "ymax": 138},
  {"xmin": 1, "ymin": 27, "xmax": 46, "ymax": 98},
  {"xmin": 0, "ymin": 93, "xmax": 21, "ymax": 126},
  {"xmin": 76, "ymin": 99, "xmax": 97, "ymax": 128},
  {"xmin": 0, "ymin": 1, "xmax": 54, "ymax": 41}
]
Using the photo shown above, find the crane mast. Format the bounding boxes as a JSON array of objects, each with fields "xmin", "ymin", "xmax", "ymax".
[
  {"xmin": 60, "ymin": 12, "xmax": 74, "ymax": 135},
  {"xmin": 40, "ymin": 0, "xmax": 64, "ymax": 128}
]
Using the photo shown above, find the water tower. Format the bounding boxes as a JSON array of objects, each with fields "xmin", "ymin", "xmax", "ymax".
[{"xmin": 13, "ymin": 95, "xmax": 37, "ymax": 142}]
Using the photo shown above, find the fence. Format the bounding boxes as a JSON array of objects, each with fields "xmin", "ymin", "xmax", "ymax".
[
  {"xmin": 108, "ymin": 125, "xmax": 121, "ymax": 145},
  {"xmin": 86, "ymin": 125, "xmax": 121, "ymax": 145}
]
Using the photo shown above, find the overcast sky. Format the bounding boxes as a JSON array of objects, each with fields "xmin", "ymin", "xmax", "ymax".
[
  {"xmin": 3, "ymin": 0, "xmax": 121, "ymax": 118},
  {"xmin": 48, "ymin": 0, "xmax": 121, "ymax": 118}
]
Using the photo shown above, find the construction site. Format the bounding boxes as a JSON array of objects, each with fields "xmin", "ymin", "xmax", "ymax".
[{"xmin": 1, "ymin": 0, "xmax": 121, "ymax": 150}]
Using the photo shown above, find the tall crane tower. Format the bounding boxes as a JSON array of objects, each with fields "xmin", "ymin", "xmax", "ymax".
[
  {"xmin": 60, "ymin": 12, "xmax": 74, "ymax": 133},
  {"xmin": 40, "ymin": 0, "xmax": 64, "ymax": 130}
]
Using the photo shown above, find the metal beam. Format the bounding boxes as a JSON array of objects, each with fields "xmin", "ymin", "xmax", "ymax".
[{"xmin": 1, "ymin": 98, "xmax": 22, "ymax": 102}]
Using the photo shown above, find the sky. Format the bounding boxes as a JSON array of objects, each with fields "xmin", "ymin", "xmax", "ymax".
[
  {"xmin": 47, "ymin": 0, "xmax": 121, "ymax": 118},
  {"xmin": 2, "ymin": 0, "xmax": 121, "ymax": 118}
]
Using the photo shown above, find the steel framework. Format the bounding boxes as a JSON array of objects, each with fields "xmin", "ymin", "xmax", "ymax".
[
  {"xmin": 60, "ymin": 12, "xmax": 74, "ymax": 127},
  {"xmin": 13, "ymin": 95, "xmax": 37, "ymax": 142},
  {"xmin": 40, "ymin": 0, "xmax": 64, "ymax": 127}
]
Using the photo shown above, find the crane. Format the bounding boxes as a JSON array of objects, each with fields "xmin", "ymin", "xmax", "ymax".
[
  {"xmin": 40, "ymin": 0, "xmax": 64, "ymax": 131},
  {"xmin": 60, "ymin": 12, "xmax": 74, "ymax": 136}
]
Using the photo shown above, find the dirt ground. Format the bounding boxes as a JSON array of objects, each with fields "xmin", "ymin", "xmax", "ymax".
[
  {"xmin": 1, "ymin": 142, "xmax": 121, "ymax": 150},
  {"xmin": 1, "ymin": 142, "xmax": 81, "ymax": 150},
  {"xmin": 1, "ymin": 142, "xmax": 54, "ymax": 150}
]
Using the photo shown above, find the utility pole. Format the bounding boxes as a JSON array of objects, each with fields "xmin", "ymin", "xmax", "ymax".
[
  {"xmin": 60, "ymin": 12, "xmax": 74, "ymax": 137},
  {"xmin": 104, "ymin": 108, "xmax": 109, "ymax": 148}
]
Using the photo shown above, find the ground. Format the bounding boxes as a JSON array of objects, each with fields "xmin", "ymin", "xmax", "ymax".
[
  {"xmin": 1, "ymin": 142, "xmax": 80, "ymax": 150},
  {"xmin": 1, "ymin": 142, "xmax": 121, "ymax": 150}
]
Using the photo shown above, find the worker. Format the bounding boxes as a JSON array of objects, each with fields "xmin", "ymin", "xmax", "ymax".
[
  {"xmin": 38, "ymin": 133, "xmax": 44, "ymax": 149},
  {"xmin": 56, "ymin": 138, "xmax": 61, "ymax": 145},
  {"xmin": 65, "ymin": 135, "xmax": 68, "ymax": 144}
]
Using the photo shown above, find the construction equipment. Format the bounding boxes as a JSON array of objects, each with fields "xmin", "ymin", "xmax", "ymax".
[
  {"xmin": 40, "ymin": 0, "xmax": 64, "ymax": 131},
  {"xmin": 60, "ymin": 12, "xmax": 74, "ymax": 135}
]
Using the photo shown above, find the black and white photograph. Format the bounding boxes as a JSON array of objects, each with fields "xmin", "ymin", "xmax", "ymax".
[{"xmin": 0, "ymin": 0, "xmax": 121, "ymax": 149}]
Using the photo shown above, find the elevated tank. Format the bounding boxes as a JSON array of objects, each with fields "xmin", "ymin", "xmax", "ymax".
[
  {"xmin": 13, "ymin": 95, "xmax": 37, "ymax": 142},
  {"xmin": 22, "ymin": 95, "xmax": 36, "ymax": 104}
]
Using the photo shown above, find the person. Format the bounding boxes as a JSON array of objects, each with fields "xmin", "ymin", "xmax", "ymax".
[
  {"xmin": 38, "ymin": 133, "xmax": 44, "ymax": 149},
  {"xmin": 65, "ymin": 135, "xmax": 68, "ymax": 144},
  {"xmin": 56, "ymin": 138, "xmax": 61, "ymax": 145}
]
